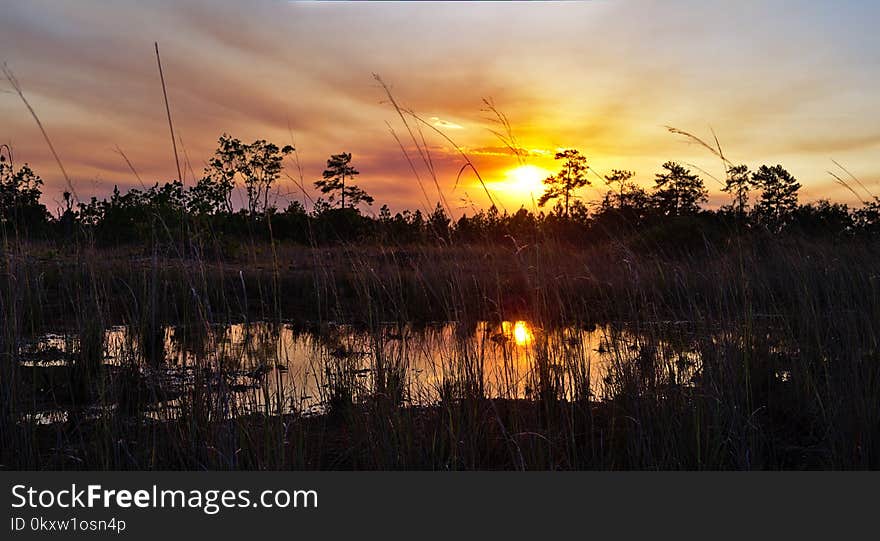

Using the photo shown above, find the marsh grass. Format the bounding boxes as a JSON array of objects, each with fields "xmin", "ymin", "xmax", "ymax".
[
  {"xmin": 1, "ymin": 65, "xmax": 878, "ymax": 470},
  {"xmin": 2, "ymin": 224, "xmax": 879, "ymax": 470}
]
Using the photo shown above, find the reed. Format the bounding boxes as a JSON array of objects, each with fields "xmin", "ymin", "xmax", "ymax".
[
  {"xmin": 2, "ymin": 224, "xmax": 878, "ymax": 470},
  {"xmin": 2, "ymin": 66, "xmax": 878, "ymax": 471}
]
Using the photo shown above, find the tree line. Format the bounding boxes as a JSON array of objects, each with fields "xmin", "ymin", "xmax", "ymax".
[{"xmin": 2, "ymin": 136, "xmax": 879, "ymax": 250}]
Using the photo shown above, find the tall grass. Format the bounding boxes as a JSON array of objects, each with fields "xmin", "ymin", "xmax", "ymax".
[
  {"xmin": 1, "ymin": 65, "xmax": 878, "ymax": 470},
  {"xmin": 2, "ymin": 227, "xmax": 879, "ymax": 470}
]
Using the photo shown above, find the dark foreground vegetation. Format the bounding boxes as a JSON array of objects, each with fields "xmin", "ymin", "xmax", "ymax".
[{"xmin": 2, "ymin": 134, "xmax": 880, "ymax": 470}]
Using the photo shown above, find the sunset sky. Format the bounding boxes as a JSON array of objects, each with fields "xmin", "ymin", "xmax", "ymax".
[{"xmin": 2, "ymin": 0, "xmax": 879, "ymax": 216}]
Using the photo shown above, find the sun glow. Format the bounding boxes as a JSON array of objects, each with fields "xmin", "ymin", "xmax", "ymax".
[
  {"xmin": 492, "ymin": 165, "xmax": 551, "ymax": 204},
  {"xmin": 513, "ymin": 321, "xmax": 532, "ymax": 346},
  {"xmin": 501, "ymin": 320, "xmax": 534, "ymax": 347}
]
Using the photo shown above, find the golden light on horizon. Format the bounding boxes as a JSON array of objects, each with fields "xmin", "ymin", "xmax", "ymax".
[{"xmin": 489, "ymin": 165, "xmax": 552, "ymax": 205}]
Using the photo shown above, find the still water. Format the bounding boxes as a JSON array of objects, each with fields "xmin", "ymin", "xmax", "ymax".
[{"xmin": 20, "ymin": 320, "xmax": 701, "ymax": 421}]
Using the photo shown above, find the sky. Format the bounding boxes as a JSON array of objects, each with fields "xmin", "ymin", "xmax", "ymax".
[{"xmin": 2, "ymin": 0, "xmax": 879, "ymax": 217}]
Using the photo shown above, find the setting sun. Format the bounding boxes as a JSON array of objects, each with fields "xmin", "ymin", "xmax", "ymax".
[
  {"xmin": 488, "ymin": 165, "xmax": 551, "ymax": 206},
  {"xmin": 3, "ymin": 0, "xmax": 879, "ymax": 480}
]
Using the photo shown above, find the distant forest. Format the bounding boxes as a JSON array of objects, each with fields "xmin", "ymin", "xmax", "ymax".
[{"xmin": 2, "ymin": 135, "xmax": 879, "ymax": 250}]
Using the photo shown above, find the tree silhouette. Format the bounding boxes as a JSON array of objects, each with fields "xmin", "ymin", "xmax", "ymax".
[
  {"xmin": 722, "ymin": 164, "xmax": 751, "ymax": 218},
  {"xmin": 201, "ymin": 134, "xmax": 294, "ymax": 216},
  {"xmin": 603, "ymin": 169, "xmax": 639, "ymax": 208},
  {"xmin": 0, "ymin": 156, "xmax": 49, "ymax": 234},
  {"xmin": 652, "ymin": 161, "xmax": 707, "ymax": 216},
  {"xmin": 598, "ymin": 169, "xmax": 651, "ymax": 225},
  {"xmin": 538, "ymin": 149, "xmax": 590, "ymax": 216},
  {"xmin": 315, "ymin": 152, "xmax": 373, "ymax": 209},
  {"xmin": 187, "ymin": 175, "xmax": 233, "ymax": 216},
  {"xmin": 751, "ymin": 164, "xmax": 800, "ymax": 231},
  {"xmin": 854, "ymin": 197, "xmax": 880, "ymax": 235},
  {"xmin": 12, "ymin": 131, "xmax": 880, "ymax": 247}
]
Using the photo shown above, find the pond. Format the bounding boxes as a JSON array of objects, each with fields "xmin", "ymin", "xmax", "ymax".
[{"xmin": 17, "ymin": 320, "xmax": 702, "ymax": 423}]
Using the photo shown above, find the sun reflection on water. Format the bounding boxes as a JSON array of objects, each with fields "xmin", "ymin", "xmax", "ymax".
[
  {"xmin": 501, "ymin": 320, "xmax": 533, "ymax": 346},
  {"xmin": 23, "ymin": 319, "xmax": 708, "ymax": 421}
]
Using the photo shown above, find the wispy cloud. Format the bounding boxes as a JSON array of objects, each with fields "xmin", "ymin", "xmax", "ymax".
[
  {"xmin": 430, "ymin": 117, "xmax": 464, "ymax": 130},
  {"xmin": 1, "ymin": 0, "xmax": 878, "ymax": 210}
]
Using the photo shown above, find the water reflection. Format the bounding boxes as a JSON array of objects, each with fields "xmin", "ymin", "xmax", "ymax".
[
  {"xmin": 500, "ymin": 320, "xmax": 533, "ymax": 346},
  {"xmin": 19, "ymin": 319, "xmax": 702, "ymax": 421}
]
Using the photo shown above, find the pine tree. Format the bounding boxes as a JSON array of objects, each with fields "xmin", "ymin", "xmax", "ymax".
[
  {"xmin": 722, "ymin": 164, "xmax": 751, "ymax": 218},
  {"xmin": 314, "ymin": 152, "xmax": 373, "ymax": 209},
  {"xmin": 751, "ymin": 164, "xmax": 800, "ymax": 230},
  {"xmin": 538, "ymin": 149, "xmax": 590, "ymax": 216},
  {"xmin": 652, "ymin": 161, "xmax": 707, "ymax": 216}
]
